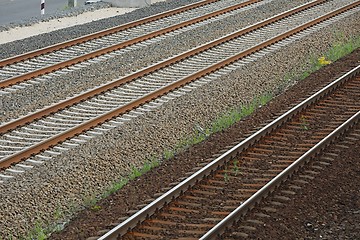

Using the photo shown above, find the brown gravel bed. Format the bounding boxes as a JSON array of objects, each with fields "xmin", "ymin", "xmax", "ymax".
[
  {"xmin": 225, "ymin": 123, "xmax": 360, "ymax": 240},
  {"xmin": 50, "ymin": 49, "xmax": 360, "ymax": 239}
]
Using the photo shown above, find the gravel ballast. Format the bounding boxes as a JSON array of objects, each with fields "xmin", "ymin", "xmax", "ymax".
[
  {"xmin": 0, "ymin": 0, "xmax": 312, "ymax": 123},
  {"xmin": 0, "ymin": 0, "xmax": 200, "ymax": 59},
  {"xmin": 0, "ymin": 6, "xmax": 359, "ymax": 238}
]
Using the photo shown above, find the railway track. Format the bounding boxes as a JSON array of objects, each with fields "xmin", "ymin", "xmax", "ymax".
[
  {"xmin": 0, "ymin": 1, "xmax": 358, "ymax": 176},
  {"xmin": 95, "ymin": 65, "xmax": 360, "ymax": 239},
  {"xmin": 0, "ymin": 0, "xmax": 260, "ymax": 88},
  {"xmin": 221, "ymin": 123, "xmax": 360, "ymax": 238}
]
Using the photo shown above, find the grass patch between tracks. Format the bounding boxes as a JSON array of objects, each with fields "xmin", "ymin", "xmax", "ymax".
[
  {"xmin": 77, "ymin": 93, "xmax": 274, "ymax": 213},
  {"xmin": 86, "ymin": 94, "xmax": 273, "ymax": 203},
  {"xmin": 300, "ymin": 33, "xmax": 360, "ymax": 80}
]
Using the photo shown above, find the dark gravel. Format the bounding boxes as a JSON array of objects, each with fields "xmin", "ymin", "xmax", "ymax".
[{"xmin": 227, "ymin": 124, "xmax": 360, "ymax": 240}]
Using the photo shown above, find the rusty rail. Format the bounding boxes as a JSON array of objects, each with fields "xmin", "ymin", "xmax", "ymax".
[
  {"xmin": 201, "ymin": 112, "xmax": 360, "ymax": 239},
  {"xmin": 1, "ymin": 1, "xmax": 358, "ymax": 171},
  {"xmin": 0, "ymin": 0, "xmax": 260, "ymax": 88},
  {"xmin": 0, "ymin": 0, "xmax": 326, "ymax": 134},
  {"xmin": 0, "ymin": 0, "xmax": 220, "ymax": 67}
]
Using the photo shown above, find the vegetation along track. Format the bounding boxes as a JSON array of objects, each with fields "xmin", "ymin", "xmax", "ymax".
[
  {"xmin": 0, "ymin": 1, "xmax": 358, "ymax": 173},
  {"xmin": 0, "ymin": 0, "xmax": 260, "ymax": 88},
  {"xmin": 95, "ymin": 64, "xmax": 360, "ymax": 239}
]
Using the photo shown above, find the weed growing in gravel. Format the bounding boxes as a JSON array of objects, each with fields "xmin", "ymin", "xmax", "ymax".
[
  {"xmin": 104, "ymin": 178, "xmax": 129, "ymax": 198},
  {"xmin": 233, "ymin": 160, "xmax": 240, "ymax": 176},
  {"xmin": 54, "ymin": 206, "xmax": 62, "ymax": 221},
  {"xmin": 81, "ymin": 197, "xmax": 94, "ymax": 209},
  {"xmin": 299, "ymin": 115, "xmax": 309, "ymax": 131},
  {"xmin": 301, "ymin": 34, "xmax": 360, "ymax": 80},
  {"xmin": 91, "ymin": 205, "xmax": 102, "ymax": 211},
  {"xmin": 83, "ymin": 194, "xmax": 98, "ymax": 208},
  {"xmin": 20, "ymin": 205, "xmax": 71, "ymax": 239},
  {"xmin": 163, "ymin": 149, "xmax": 175, "ymax": 160},
  {"xmin": 211, "ymin": 94, "xmax": 272, "ymax": 133},
  {"xmin": 129, "ymin": 161, "xmax": 159, "ymax": 180},
  {"xmin": 102, "ymin": 159, "xmax": 160, "ymax": 198},
  {"xmin": 328, "ymin": 33, "xmax": 360, "ymax": 61},
  {"xmin": 223, "ymin": 172, "xmax": 229, "ymax": 182},
  {"xmin": 223, "ymin": 166, "xmax": 230, "ymax": 182},
  {"xmin": 130, "ymin": 166, "xmax": 142, "ymax": 179},
  {"xmin": 141, "ymin": 159, "xmax": 160, "ymax": 172},
  {"xmin": 318, "ymin": 56, "xmax": 331, "ymax": 66},
  {"xmin": 164, "ymin": 93, "xmax": 272, "ymax": 158},
  {"xmin": 301, "ymin": 55, "xmax": 332, "ymax": 79},
  {"xmin": 26, "ymin": 221, "xmax": 47, "ymax": 240}
]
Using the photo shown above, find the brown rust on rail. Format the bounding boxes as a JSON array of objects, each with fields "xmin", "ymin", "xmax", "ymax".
[
  {"xmin": 1, "ymin": 1, "xmax": 357, "ymax": 170},
  {"xmin": 0, "ymin": 0, "xmax": 260, "ymax": 88},
  {"xmin": 0, "ymin": 0, "xmax": 220, "ymax": 68},
  {"xmin": 0, "ymin": 0, "xmax": 325, "ymax": 134}
]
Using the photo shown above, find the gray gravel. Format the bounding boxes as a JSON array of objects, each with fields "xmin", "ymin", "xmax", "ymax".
[
  {"xmin": 0, "ymin": 0, "xmax": 200, "ymax": 59},
  {"xmin": 0, "ymin": 5, "xmax": 359, "ymax": 238},
  {"xmin": 0, "ymin": 0, "xmax": 312, "ymax": 123}
]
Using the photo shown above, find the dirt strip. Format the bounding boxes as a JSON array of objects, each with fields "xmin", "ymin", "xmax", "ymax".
[{"xmin": 51, "ymin": 49, "xmax": 360, "ymax": 240}]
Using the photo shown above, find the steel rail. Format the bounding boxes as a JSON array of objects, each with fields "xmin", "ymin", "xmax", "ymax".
[
  {"xmin": 96, "ymin": 15, "xmax": 360, "ymax": 240},
  {"xmin": 200, "ymin": 110, "xmax": 360, "ymax": 239},
  {"xmin": 0, "ymin": 0, "xmax": 220, "ymax": 67},
  {"xmin": 0, "ymin": 0, "xmax": 326, "ymax": 134},
  {"xmin": 0, "ymin": 0, "xmax": 261, "ymax": 88},
  {"xmin": 0, "ymin": 2, "xmax": 357, "ymax": 170}
]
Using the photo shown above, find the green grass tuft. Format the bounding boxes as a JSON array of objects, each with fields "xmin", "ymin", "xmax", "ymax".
[
  {"xmin": 300, "ymin": 34, "xmax": 360, "ymax": 80},
  {"xmin": 211, "ymin": 94, "xmax": 272, "ymax": 134},
  {"xmin": 26, "ymin": 221, "xmax": 47, "ymax": 240}
]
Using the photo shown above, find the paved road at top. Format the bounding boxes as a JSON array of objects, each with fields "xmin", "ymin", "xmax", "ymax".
[{"xmin": 0, "ymin": 0, "xmax": 87, "ymax": 26}]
